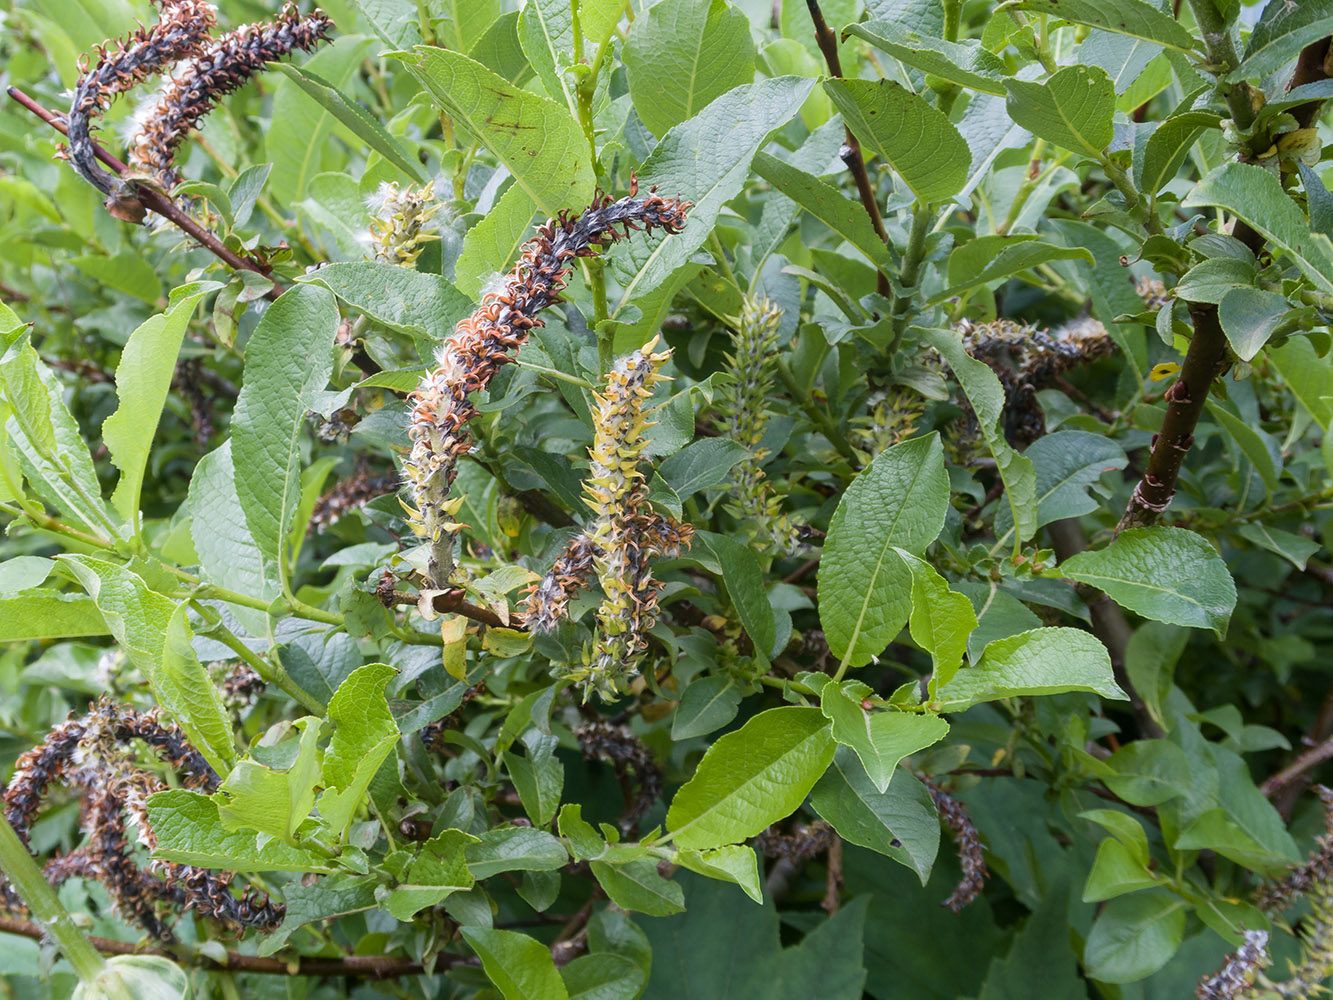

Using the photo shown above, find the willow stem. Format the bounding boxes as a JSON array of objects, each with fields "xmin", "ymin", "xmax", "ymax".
[{"xmin": 0, "ymin": 813, "xmax": 107, "ymax": 985}]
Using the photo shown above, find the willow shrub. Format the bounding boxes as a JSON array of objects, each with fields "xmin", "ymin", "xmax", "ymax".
[{"xmin": 1, "ymin": 0, "xmax": 1332, "ymax": 997}]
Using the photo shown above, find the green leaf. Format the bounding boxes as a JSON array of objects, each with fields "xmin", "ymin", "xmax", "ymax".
[
  {"xmin": 1229, "ymin": 2, "xmax": 1333, "ymax": 81},
  {"xmin": 623, "ymin": 0, "xmax": 757, "ymax": 138},
  {"xmin": 271, "ymin": 62, "xmax": 423, "ymax": 183},
  {"xmin": 61, "ymin": 556, "xmax": 235, "ymax": 775},
  {"xmin": 927, "ymin": 241, "xmax": 1093, "ymax": 305},
  {"xmin": 591, "ymin": 858, "xmax": 686, "ymax": 916},
  {"xmin": 0, "ymin": 555, "xmax": 53, "ymax": 593},
  {"xmin": 993, "ymin": 431, "xmax": 1128, "ymax": 545},
  {"xmin": 1217, "ymin": 285, "xmax": 1290, "ymax": 362},
  {"xmin": 228, "ymin": 163, "xmax": 272, "ymax": 228},
  {"xmin": 639, "ymin": 872, "xmax": 869, "ymax": 1000},
  {"xmin": 1082, "ymin": 838, "xmax": 1160, "ymax": 902},
  {"xmin": 1205, "ymin": 398, "xmax": 1281, "ymax": 494},
  {"xmin": 846, "ymin": 22, "xmax": 1007, "ymax": 95},
  {"xmin": 1299, "ymin": 160, "xmax": 1333, "ymax": 237},
  {"xmin": 462, "ymin": 927, "xmax": 570, "ymax": 1000},
  {"xmin": 810, "ymin": 747, "xmax": 940, "ymax": 884},
  {"xmin": 188, "ymin": 441, "xmax": 279, "ymax": 630},
  {"xmin": 896, "ymin": 550, "xmax": 977, "ymax": 694},
  {"xmin": 920, "ymin": 328, "xmax": 1037, "ymax": 548},
  {"xmin": 705, "ymin": 533, "xmax": 778, "ymax": 658},
  {"xmin": 1183, "ymin": 161, "xmax": 1333, "ymax": 295},
  {"xmin": 69, "ymin": 252, "xmax": 162, "ymax": 304},
  {"xmin": 258, "ymin": 874, "xmax": 377, "ymax": 955},
  {"xmin": 819, "ymin": 683, "xmax": 949, "ymax": 793},
  {"xmin": 103, "ymin": 292, "xmax": 206, "ymax": 527},
  {"xmin": 300, "ymin": 262, "xmax": 474, "ymax": 342},
  {"xmin": 672, "ymin": 675, "xmax": 743, "ymax": 739},
  {"xmin": 517, "ymin": 0, "xmax": 577, "ymax": 115},
  {"xmin": 1058, "ymin": 526, "xmax": 1238, "ymax": 636},
  {"xmin": 558, "ymin": 804, "xmax": 606, "ymax": 861},
  {"xmin": 823, "ymin": 79, "xmax": 970, "ymax": 204},
  {"xmin": 609, "ymin": 77, "xmax": 814, "ymax": 313},
  {"xmin": 818, "ymin": 434, "xmax": 950, "ymax": 669},
  {"xmin": 1269, "ymin": 337, "xmax": 1333, "ymax": 429},
  {"xmin": 1080, "ymin": 808, "xmax": 1150, "ymax": 864},
  {"xmin": 503, "ymin": 732, "xmax": 565, "ymax": 828},
  {"xmin": 1173, "ymin": 808, "xmax": 1296, "ymax": 878},
  {"xmin": 673, "ymin": 845, "xmax": 763, "ymax": 904},
  {"xmin": 1003, "ymin": 0, "xmax": 1198, "ymax": 52},
  {"xmin": 1138, "ymin": 111, "xmax": 1222, "ymax": 197},
  {"xmin": 266, "ymin": 36, "xmax": 376, "ymax": 204},
  {"xmin": 231, "ymin": 284, "xmax": 339, "ymax": 593},
  {"xmin": 467, "ymin": 826, "xmax": 569, "ymax": 878},
  {"xmin": 384, "ymin": 829, "xmax": 477, "ymax": 919},
  {"xmin": 0, "ymin": 591, "xmax": 108, "ymax": 640},
  {"xmin": 935, "ymin": 627, "xmax": 1127, "ymax": 712},
  {"xmin": 1236, "ymin": 522, "xmax": 1320, "ymax": 571},
  {"xmin": 561, "ymin": 954, "xmax": 647, "ymax": 1000},
  {"xmin": 1174, "ymin": 257, "xmax": 1256, "ymax": 305},
  {"xmin": 1004, "ymin": 64, "xmax": 1116, "ymax": 159},
  {"xmin": 660, "ymin": 439, "xmax": 751, "ymax": 498},
  {"xmin": 0, "ymin": 329, "xmax": 118, "ymax": 538},
  {"xmin": 318, "ymin": 663, "xmax": 401, "ymax": 838},
  {"xmin": 1104, "ymin": 739, "xmax": 1192, "ymax": 807},
  {"xmin": 216, "ymin": 717, "xmax": 321, "ymax": 841},
  {"xmin": 665, "ymin": 706, "xmax": 835, "ymax": 850},
  {"xmin": 147, "ymin": 789, "xmax": 331, "ymax": 872},
  {"xmin": 394, "ymin": 46, "xmax": 595, "ymax": 215},
  {"xmin": 977, "ymin": 883, "xmax": 1084, "ymax": 1000},
  {"xmin": 73, "ymin": 955, "xmax": 188, "ymax": 1000},
  {"xmin": 454, "ymin": 184, "xmax": 538, "ymax": 298},
  {"xmin": 1082, "ymin": 893, "xmax": 1186, "ymax": 983},
  {"xmin": 752, "ymin": 152, "xmax": 897, "ymax": 275}
]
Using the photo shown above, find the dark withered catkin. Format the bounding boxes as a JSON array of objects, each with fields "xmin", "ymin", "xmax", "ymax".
[
  {"xmin": 921, "ymin": 776, "xmax": 988, "ymax": 912},
  {"xmin": 405, "ymin": 186, "xmax": 690, "ymax": 586},
  {"xmin": 65, "ymin": 0, "xmax": 217, "ymax": 216},
  {"xmin": 128, "ymin": 3, "xmax": 332, "ymax": 193}
]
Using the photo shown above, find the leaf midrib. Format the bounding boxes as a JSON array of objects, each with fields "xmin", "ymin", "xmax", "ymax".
[
  {"xmin": 839, "ymin": 454, "xmax": 932, "ymax": 665},
  {"xmin": 668, "ymin": 726, "xmax": 829, "ymax": 845}
]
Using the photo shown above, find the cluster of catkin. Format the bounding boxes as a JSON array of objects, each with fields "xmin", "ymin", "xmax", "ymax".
[
  {"xmin": 365, "ymin": 181, "xmax": 445, "ymax": 266},
  {"xmin": 952, "ymin": 315, "xmax": 1114, "ymax": 445},
  {"xmin": 65, "ymin": 0, "xmax": 329, "ymax": 214},
  {"xmin": 404, "ymin": 188, "xmax": 690, "ymax": 587},
  {"xmin": 717, "ymin": 297, "xmax": 802, "ymax": 556},
  {"xmin": 524, "ymin": 339, "xmax": 693, "ymax": 700},
  {"xmin": 574, "ymin": 719, "xmax": 663, "ymax": 831},
  {"xmin": 1, "ymin": 700, "xmax": 282, "ymax": 939}
]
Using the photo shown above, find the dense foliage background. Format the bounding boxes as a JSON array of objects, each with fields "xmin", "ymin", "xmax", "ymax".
[{"xmin": 0, "ymin": 0, "xmax": 1332, "ymax": 996}]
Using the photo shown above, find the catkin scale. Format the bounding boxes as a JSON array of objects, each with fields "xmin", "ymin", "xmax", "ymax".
[
  {"xmin": 405, "ymin": 189, "xmax": 690, "ymax": 586},
  {"xmin": 0, "ymin": 701, "xmax": 280, "ymax": 936},
  {"xmin": 128, "ymin": 3, "xmax": 332, "ymax": 193},
  {"xmin": 65, "ymin": 0, "xmax": 217, "ymax": 218}
]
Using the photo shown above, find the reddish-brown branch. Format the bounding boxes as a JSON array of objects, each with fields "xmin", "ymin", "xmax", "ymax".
[
  {"xmin": 390, "ymin": 588, "xmax": 510, "ymax": 629},
  {"xmin": 6, "ymin": 86, "xmax": 282, "ymax": 297},
  {"xmin": 1117, "ymin": 302, "xmax": 1232, "ymax": 531},
  {"xmin": 1117, "ymin": 37, "xmax": 1332, "ymax": 530},
  {"xmin": 1262, "ymin": 736, "xmax": 1333, "ymax": 799},
  {"xmin": 0, "ymin": 915, "xmax": 436, "ymax": 977},
  {"xmin": 805, "ymin": 0, "xmax": 891, "ymax": 298}
]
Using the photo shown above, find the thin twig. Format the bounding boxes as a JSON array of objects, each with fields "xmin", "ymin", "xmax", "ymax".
[
  {"xmin": 1262, "ymin": 736, "xmax": 1333, "ymax": 799},
  {"xmin": 805, "ymin": 0, "xmax": 890, "ymax": 298},
  {"xmin": 822, "ymin": 833, "xmax": 843, "ymax": 915},
  {"xmin": 1118, "ymin": 36, "xmax": 1333, "ymax": 529},
  {"xmin": 0, "ymin": 915, "xmax": 437, "ymax": 978},
  {"xmin": 390, "ymin": 588, "xmax": 510, "ymax": 630},
  {"xmin": 6, "ymin": 86, "xmax": 281, "ymax": 297},
  {"xmin": 1048, "ymin": 518, "xmax": 1164, "ymax": 739}
]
